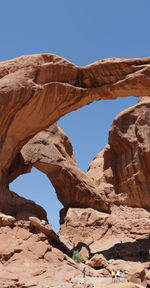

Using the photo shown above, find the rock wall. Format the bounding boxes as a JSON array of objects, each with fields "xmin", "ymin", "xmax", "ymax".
[{"xmin": 87, "ymin": 97, "xmax": 150, "ymax": 209}]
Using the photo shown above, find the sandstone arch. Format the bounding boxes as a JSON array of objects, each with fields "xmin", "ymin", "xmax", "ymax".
[
  {"xmin": 8, "ymin": 123, "xmax": 110, "ymax": 219},
  {"xmin": 1, "ymin": 54, "xmax": 150, "ymax": 218}
]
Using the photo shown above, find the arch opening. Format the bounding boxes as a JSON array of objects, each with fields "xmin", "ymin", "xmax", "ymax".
[
  {"xmin": 9, "ymin": 167, "xmax": 63, "ymax": 233},
  {"xmin": 58, "ymin": 96, "xmax": 139, "ymax": 172}
]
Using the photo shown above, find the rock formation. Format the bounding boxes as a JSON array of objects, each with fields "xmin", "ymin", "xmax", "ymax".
[
  {"xmin": 87, "ymin": 97, "xmax": 150, "ymax": 209},
  {"xmin": 0, "ymin": 54, "xmax": 150, "ymax": 287},
  {"xmin": 1, "ymin": 54, "xmax": 150, "ymax": 217},
  {"xmin": 9, "ymin": 96, "xmax": 150, "ymax": 218},
  {"xmin": 0, "ymin": 205, "xmax": 149, "ymax": 287},
  {"xmin": 20, "ymin": 123, "xmax": 109, "ymax": 213}
]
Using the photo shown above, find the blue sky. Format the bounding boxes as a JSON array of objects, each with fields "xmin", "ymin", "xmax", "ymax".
[{"xmin": 1, "ymin": 0, "xmax": 149, "ymax": 231}]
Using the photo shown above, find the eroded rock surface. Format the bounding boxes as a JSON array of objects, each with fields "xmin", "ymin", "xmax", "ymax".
[
  {"xmin": 0, "ymin": 54, "xmax": 150, "ymax": 287},
  {"xmin": 87, "ymin": 97, "xmax": 150, "ymax": 209},
  {"xmin": 0, "ymin": 216, "xmax": 76, "ymax": 288},
  {"xmin": 59, "ymin": 205, "xmax": 150, "ymax": 285},
  {"xmin": 1, "ymin": 54, "xmax": 150, "ymax": 216},
  {"xmin": 127, "ymin": 264, "xmax": 147, "ymax": 287},
  {"xmin": 8, "ymin": 97, "xmax": 150, "ymax": 218},
  {"xmin": 20, "ymin": 123, "xmax": 109, "ymax": 213},
  {"xmin": 0, "ymin": 206, "xmax": 149, "ymax": 287}
]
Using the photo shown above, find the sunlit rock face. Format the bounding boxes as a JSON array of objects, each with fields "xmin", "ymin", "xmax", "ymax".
[
  {"xmin": 20, "ymin": 123, "xmax": 110, "ymax": 213},
  {"xmin": 87, "ymin": 97, "xmax": 150, "ymax": 209},
  {"xmin": 1, "ymin": 53, "xmax": 150, "ymax": 217},
  {"xmin": 8, "ymin": 97, "xmax": 150, "ymax": 220},
  {"xmin": 0, "ymin": 54, "xmax": 150, "ymax": 287}
]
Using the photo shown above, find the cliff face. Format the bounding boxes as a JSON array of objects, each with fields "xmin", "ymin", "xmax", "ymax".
[{"xmin": 87, "ymin": 97, "xmax": 150, "ymax": 209}]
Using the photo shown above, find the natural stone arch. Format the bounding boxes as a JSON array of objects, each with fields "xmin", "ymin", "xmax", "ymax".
[
  {"xmin": 8, "ymin": 123, "xmax": 109, "ymax": 220},
  {"xmin": 9, "ymin": 97, "xmax": 150, "ymax": 221},
  {"xmin": 1, "ymin": 53, "xmax": 150, "ymax": 218}
]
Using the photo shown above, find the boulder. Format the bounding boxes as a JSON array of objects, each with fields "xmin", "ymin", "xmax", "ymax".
[
  {"xmin": 29, "ymin": 216, "xmax": 58, "ymax": 240},
  {"xmin": 87, "ymin": 253, "xmax": 108, "ymax": 268},
  {"xmin": 80, "ymin": 246, "xmax": 90, "ymax": 262},
  {"xmin": 127, "ymin": 264, "xmax": 147, "ymax": 287},
  {"xmin": 0, "ymin": 213, "xmax": 15, "ymax": 226}
]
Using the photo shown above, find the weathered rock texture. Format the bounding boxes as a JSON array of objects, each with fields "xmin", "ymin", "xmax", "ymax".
[
  {"xmin": 10, "ymin": 96, "xmax": 150, "ymax": 217},
  {"xmin": 59, "ymin": 206, "xmax": 150, "ymax": 258},
  {"xmin": 0, "ymin": 205, "xmax": 149, "ymax": 287},
  {"xmin": 1, "ymin": 54, "xmax": 150, "ymax": 217},
  {"xmin": 0, "ymin": 217, "xmax": 78, "ymax": 288},
  {"xmin": 127, "ymin": 264, "xmax": 147, "ymax": 287},
  {"xmin": 59, "ymin": 205, "xmax": 150, "ymax": 285},
  {"xmin": 87, "ymin": 97, "xmax": 150, "ymax": 209},
  {"xmin": 0, "ymin": 198, "xmax": 149, "ymax": 288},
  {"xmin": 20, "ymin": 123, "xmax": 109, "ymax": 213},
  {"xmin": 1, "ymin": 54, "xmax": 150, "ymax": 287}
]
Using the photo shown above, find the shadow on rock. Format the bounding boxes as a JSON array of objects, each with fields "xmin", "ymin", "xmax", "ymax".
[{"xmin": 91, "ymin": 237, "xmax": 150, "ymax": 263}]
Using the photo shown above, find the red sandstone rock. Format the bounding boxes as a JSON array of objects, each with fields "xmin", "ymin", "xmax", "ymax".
[
  {"xmin": 29, "ymin": 216, "xmax": 57, "ymax": 239},
  {"xmin": 59, "ymin": 205, "xmax": 150, "ymax": 276},
  {"xmin": 20, "ymin": 123, "xmax": 109, "ymax": 213},
  {"xmin": 0, "ymin": 212, "xmax": 149, "ymax": 287},
  {"xmin": 127, "ymin": 264, "xmax": 147, "ymax": 287},
  {"xmin": 80, "ymin": 246, "xmax": 90, "ymax": 262},
  {"xmin": 87, "ymin": 253, "xmax": 108, "ymax": 268},
  {"xmin": 0, "ymin": 54, "xmax": 150, "ymax": 287},
  {"xmin": 59, "ymin": 207, "xmax": 109, "ymax": 247},
  {"xmin": 87, "ymin": 97, "xmax": 150, "ymax": 209},
  {"xmin": 7, "ymin": 96, "xmax": 150, "ymax": 221},
  {"xmin": 0, "ymin": 218, "xmax": 82, "ymax": 288},
  {"xmin": 0, "ymin": 212, "xmax": 15, "ymax": 226},
  {"xmin": 1, "ymin": 54, "xmax": 150, "ymax": 217}
]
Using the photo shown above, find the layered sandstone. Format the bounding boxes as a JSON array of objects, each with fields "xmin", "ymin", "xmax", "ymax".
[
  {"xmin": 0, "ymin": 209, "xmax": 149, "ymax": 288},
  {"xmin": 0, "ymin": 54, "xmax": 150, "ymax": 287},
  {"xmin": 20, "ymin": 123, "xmax": 109, "ymax": 213},
  {"xmin": 1, "ymin": 54, "xmax": 150, "ymax": 216},
  {"xmin": 87, "ymin": 97, "xmax": 150, "ymax": 209},
  {"xmin": 10, "ymin": 96, "xmax": 150, "ymax": 217},
  {"xmin": 0, "ymin": 206, "xmax": 148, "ymax": 287}
]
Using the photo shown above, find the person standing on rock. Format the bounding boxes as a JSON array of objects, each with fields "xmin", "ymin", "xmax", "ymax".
[
  {"xmin": 82, "ymin": 267, "xmax": 86, "ymax": 278},
  {"xmin": 116, "ymin": 270, "xmax": 120, "ymax": 282},
  {"xmin": 111, "ymin": 270, "xmax": 115, "ymax": 283}
]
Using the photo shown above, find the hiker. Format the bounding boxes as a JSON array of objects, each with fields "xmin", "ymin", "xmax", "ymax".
[
  {"xmin": 111, "ymin": 270, "xmax": 115, "ymax": 283},
  {"xmin": 82, "ymin": 267, "xmax": 86, "ymax": 278},
  {"xmin": 116, "ymin": 270, "xmax": 120, "ymax": 282}
]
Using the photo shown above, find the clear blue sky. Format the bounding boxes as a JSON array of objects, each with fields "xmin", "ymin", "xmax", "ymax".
[{"xmin": 2, "ymin": 0, "xmax": 148, "ymax": 231}]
